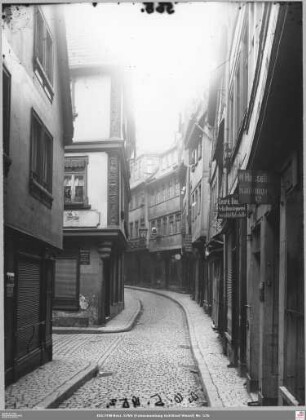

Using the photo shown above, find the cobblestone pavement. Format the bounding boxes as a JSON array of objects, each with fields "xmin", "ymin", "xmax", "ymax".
[
  {"xmin": 130, "ymin": 287, "xmax": 255, "ymax": 408},
  {"xmin": 58, "ymin": 290, "xmax": 207, "ymax": 409},
  {"xmin": 5, "ymin": 359, "xmax": 91, "ymax": 409}
]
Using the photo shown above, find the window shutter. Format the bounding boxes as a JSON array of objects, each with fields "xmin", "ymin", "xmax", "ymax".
[
  {"xmin": 16, "ymin": 256, "xmax": 41, "ymax": 359},
  {"xmin": 54, "ymin": 257, "xmax": 79, "ymax": 310},
  {"xmin": 226, "ymin": 235, "xmax": 233, "ymax": 338}
]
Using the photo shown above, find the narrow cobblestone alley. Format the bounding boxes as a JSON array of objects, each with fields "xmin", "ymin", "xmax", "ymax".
[{"xmin": 57, "ymin": 290, "xmax": 207, "ymax": 409}]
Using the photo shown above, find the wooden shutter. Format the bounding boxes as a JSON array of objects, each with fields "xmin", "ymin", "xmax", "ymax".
[
  {"xmin": 226, "ymin": 235, "xmax": 233, "ymax": 337},
  {"xmin": 54, "ymin": 257, "xmax": 79, "ymax": 310},
  {"xmin": 16, "ymin": 256, "xmax": 41, "ymax": 359}
]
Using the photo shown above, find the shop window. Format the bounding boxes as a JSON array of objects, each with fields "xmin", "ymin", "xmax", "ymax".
[
  {"xmin": 34, "ymin": 7, "xmax": 54, "ymax": 101},
  {"xmin": 64, "ymin": 156, "xmax": 89, "ymax": 208},
  {"xmin": 30, "ymin": 109, "xmax": 53, "ymax": 208}
]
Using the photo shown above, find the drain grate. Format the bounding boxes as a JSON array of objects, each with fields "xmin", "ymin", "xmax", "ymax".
[{"xmin": 178, "ymin": 344, "xmax": 191, "ymax": 349}]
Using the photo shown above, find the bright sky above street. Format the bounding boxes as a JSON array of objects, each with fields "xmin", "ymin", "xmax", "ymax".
[{"xmin": 65, "ymin": 2, "xmax": 231, "ymax": 154}]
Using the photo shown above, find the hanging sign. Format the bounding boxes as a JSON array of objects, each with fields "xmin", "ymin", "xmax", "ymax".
[
  {"xmin": 80, "ymin": 249, "xmax": 90, "ymax": 265},
  {"xmin": 183, "ymin": 234, "xmax": 193, "ymax": 252},
  {"xmin": 217, "ymin": 195, "xmax": 247, "ymax": 219},
  {"xmin": 238, "ymin": 170, "xmax": 279, "ymax": 204}
]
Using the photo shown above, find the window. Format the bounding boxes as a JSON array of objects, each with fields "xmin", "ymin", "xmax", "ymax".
[
  {"xmin": 175, "ymin": 178, "xmax": 180, "ymax": 196},
  {"xmin": 30, "ymin": 110, "xmax": 53, "ymax": 207},
  {"xmin": 129, "ymin": 222, "xmax": 133, "ymax": 238},
  {"xmin": 169, "ymin": 215, "xmax": 174, "ymax": 235},
  {"xmin": 135, "ymin": 221, "xmax": 139, "ymax": 237},
  {"xmin": 34, "ymin": 7, "xmax": 54, "ymax": 100},
  {"xmin": 162, "ymin": 217, "xmax": 167, "ymax": 235},
  {"xmin": 3, "ymin": 66, "xmax": 11, "ymax": 176},
  {"xmin": 169, "ymin": 179, "xmax": 174, "ymax": 197},
  {"xmin": 198, "ymin": 185, "xmax": 201, "ymax": 215},
  {"xmin": 140, "ymin": 217, "xmax": 145, "ymax": 227},
  {"xmin": 157, "ymin": 218, "xmax": 161, "ymax": 234},
  {"xmin": 64, "ymin": 156, "xmax": 89, "ymax": 208},
  {"xmin": 161, "ymin": 184, "xmax": 166, "ymax": 202},
  {"xmin": 198, "ymin": 140, "xmax": 202, "ymax": 160},
  {"xmin": 175, "ymin": 213, "xmax": 181, "ymax": 233}
]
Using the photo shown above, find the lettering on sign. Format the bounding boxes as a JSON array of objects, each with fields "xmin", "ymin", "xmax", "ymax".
[
  {"xmin": 184, "ymin": 234, "xmax": 193, "ymax": 252},
  {"xmin": 238, "ymin": 170, "xmax": 279, "ymax": 204},
  {"xmin": 80, "ymin": 249, "xmax": 90, "ymax": 265},
  {"xmin": 217, "ymin": 195, "xmax": 247, "ymax": 219}
]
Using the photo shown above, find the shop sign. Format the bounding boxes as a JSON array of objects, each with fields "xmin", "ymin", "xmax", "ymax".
[
  {"xmin": 64, "ymin": 210, "xmax": 100, "ymax": 228},
  {"xmin": 217, "ymin": 195, "xmax": 247, "ymax": 219},
  {"xmin": 238, "ymin": 170, "xmax": 278, "ymax": 204},
  {"xmin": 184, "ymin": 234, "xmax": 193, "ymax": 252},
  {"xmin": 128, "ymin": 238, "xmax": 146, "ymax": 250},
  {"xmin": 80, "ymin": 249, "xmax": 90, "ymax": 265}
]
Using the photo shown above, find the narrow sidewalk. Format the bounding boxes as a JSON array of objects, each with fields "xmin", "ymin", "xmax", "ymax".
[
  {"xmin": 53, "ymin": 289, "xmax": 141, "ymax": 334},
  {"xmin": 127, "ymin": 285, "xmax": 257, "ymax": 408},
  {"xmin": 5, "ymin": 288, "xmax": 141, "ymax": 410}
]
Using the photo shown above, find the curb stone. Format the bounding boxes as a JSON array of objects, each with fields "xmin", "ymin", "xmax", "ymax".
[
  {"xmin": 52, "ymin": 298, "xmax": 142, "ymax": 335},
  {"xmin": 33, "ymin": 362, "xmax": 98, "ymax": 409}
]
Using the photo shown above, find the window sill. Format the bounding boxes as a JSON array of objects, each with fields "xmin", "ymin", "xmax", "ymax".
[
  {"xmin": 30, "ymin": 177, "xmax": 53, "ymax": 208},
  {"xmin": 64, "ymin": 202, "xmax": 91, "ymax": 210},
  {"xmin": 34, "ymin": 57, "xmax": 54, "ymax": 102}
]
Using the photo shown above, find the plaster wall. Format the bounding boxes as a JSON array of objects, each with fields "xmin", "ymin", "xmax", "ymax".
[
  {"xmin": 73, "ymin": 74, "xmax": 111, "ymax": 141},
  {"xmin": 3, "ymin": 6, "xmax": 68, "ymax": 249}
]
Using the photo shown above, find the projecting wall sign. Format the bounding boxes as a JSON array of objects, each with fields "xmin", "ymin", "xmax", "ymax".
[
  {"xmin": 238, "ymin": 170, "xmax": 279, "ymax": 204},
  {"xmin": 218, "ymin": 195, "xmax": 247, "ymax": 219}
]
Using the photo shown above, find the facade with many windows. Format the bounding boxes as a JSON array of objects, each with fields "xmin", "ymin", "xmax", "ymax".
[
  {"xmin": 126, "ymin": 145, "xmax": 187, "ymax": 291},
  {"xmin": 125, "ymin": 154, "xmax": 159, "ymax": 286},
  {"xmin": 2, "ymin": 5, "xmax": 73, "ymax": 383}
]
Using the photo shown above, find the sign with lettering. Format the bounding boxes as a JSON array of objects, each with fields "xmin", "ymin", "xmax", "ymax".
[
  {"xmin": 184, "ymin": 234, "xmax": 193, "ymax": 252},
  {"xmin": 80, "ymin": 249, "xmax": 90, "ymax": 265},
  {"xmin": 64, "ymin": 210, "xmax": 100, "ymax": 228},
  {"xmin": 218, "ymin": 195, "xmax": 247, "ymax": 219},
  {"xmin": 238, "ymin": 170, "xmax": 278, "ymax": 204}
]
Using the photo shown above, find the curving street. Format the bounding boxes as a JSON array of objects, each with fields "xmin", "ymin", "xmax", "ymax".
[{"xmin": 58, "ymin": 290, "xmax": 207, "ymax": 409}]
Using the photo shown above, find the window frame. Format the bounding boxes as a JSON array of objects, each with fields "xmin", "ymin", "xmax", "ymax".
[
  {"xmin": 34, "ymin": 6, "xmax": 54, "ymax": 101},
  {"xmin": 64, "ymin": 156, "xmax": 89, "ymax": 209},
  {"xmin": 29, "ymin": 109, "xmax": 54, "ymax": 208}
]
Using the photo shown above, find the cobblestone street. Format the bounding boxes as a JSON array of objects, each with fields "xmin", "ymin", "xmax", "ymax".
[{"xmin": 58, "ymin": 290, "xmax": 207, "ymax": 409}]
